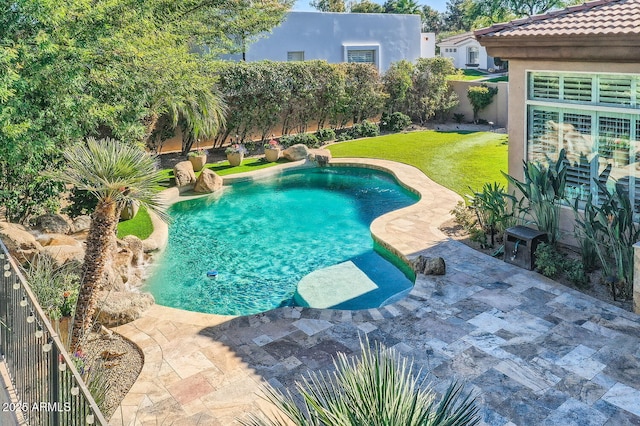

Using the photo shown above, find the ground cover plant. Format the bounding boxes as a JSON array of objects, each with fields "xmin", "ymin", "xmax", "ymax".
[{"xmin": 327, "ymin": 130, "xmax": 508, "ymax": 197}]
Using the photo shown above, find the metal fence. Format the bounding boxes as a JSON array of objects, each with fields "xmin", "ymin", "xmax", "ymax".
[{"xmin": 0, "ymin": 239, "xmax": 107, "ymax": 425}]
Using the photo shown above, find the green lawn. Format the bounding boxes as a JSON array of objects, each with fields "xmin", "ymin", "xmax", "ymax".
[
  {"xmin": 117, "ymin": 205, "xmax": 153, "ymax": 240},
  {"xmin": 327, "ymin": 130, "xmax": 508, "ymax": 197},
  {"xmin": 448, "ymin": 69, "xmax": 488, "ymax": 81},
  {"xmin": 486, "ymin": 76, "xmax": 509, "ymax": 83}
]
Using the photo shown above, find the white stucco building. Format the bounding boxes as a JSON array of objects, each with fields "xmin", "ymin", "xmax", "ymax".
[
  {"xmin": 241, "ymin": 11, "xmax": 435, "ymax": 72},
  {"xmin": 438, "ymin": 32, "xmax": 495, "ymax": 70}
]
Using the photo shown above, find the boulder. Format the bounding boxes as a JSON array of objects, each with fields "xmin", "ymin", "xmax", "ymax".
[
  {"xmin": 308, "ymin": 149, "xmax": 332, "ymax": 166},
  {"xmin": 95, "ymin": 291, "xmax": 155, "ymax": 327},
  {"xmin": 70, "ymin": 215, "xmax": 92, "ymax": 234},
  {"xmin": 194, "ymin": 169, "xmax": 223, "ymax": 193},
  {"xmin": 40, "ymin": 245, "xmax": 84, "ymax": 266},
  {"xmin": 35, "ymin": 213, "xmax": 72, "ymax": 235},
  {"xmin": 411, "ymin": 255, "xmax": 446, "ymax": 276},
  {"xmin": 37, "ymin": 233, "xmax": 82, "ymax": 248},
  {"xmin": 0, "ymin": 222, "xmax": 43, "ymax": 264},
  {"xmin": 174, "ymin": 161, "xmax": 196, "ymax": 187},
  {"xmin": 120, "ymin": 235, "xmax": 144, "ymax": 266},
  {"xmin": 283, "ymin": 144, "xmax": 309, "ymax": 161}
]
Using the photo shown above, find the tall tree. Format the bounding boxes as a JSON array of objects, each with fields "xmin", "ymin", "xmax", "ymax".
[
  {"xmin": 508, "ymin": 0, "xmax": 566, "ymax": 16},
  {"xmin": 53, "ymin": 139, "xmax": 167, "ymax": 352},
  {"xmin": 421, "ymin": 5, "xmax": 445, "ymax": 32},
  {"xmin": 350, "ymin": 0, "xmax": 385, "ymax": 13},
  {"xmin": 310, "ymin": 0, "xmax": 347, "ymax": 12},
  {"xmin": 384, "ymin": 0, "xmax": 421, "ymax": 14},
  {"xmin": 443, "ymin": 0, "xmax": 474, "ymax": 31}
]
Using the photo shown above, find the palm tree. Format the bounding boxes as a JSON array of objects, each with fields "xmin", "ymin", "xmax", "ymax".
[
  {"xmin": 55, "ymin": 138, "xmax": 167, "ymax": 352},
  {"xmin": 168, "ymin": 88, "xmax": 226, "ymax": 155},
  {"xmin": 241, "ymin": 339, "xmax": 480, "ymax": 426}
]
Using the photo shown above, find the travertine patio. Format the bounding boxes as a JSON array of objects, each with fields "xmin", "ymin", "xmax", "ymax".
[{"xmin": 112, "ymin": 159, "xmax": 640, "ymax": 425}]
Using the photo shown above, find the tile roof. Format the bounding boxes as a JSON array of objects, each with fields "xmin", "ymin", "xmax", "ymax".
[
  {"xmin": 475, "ymin": 0, "xmax": 640, "ymax": 38},
  {"xmin": 437, "ymin": 32, "xmax": 476, "ymax": 45}
]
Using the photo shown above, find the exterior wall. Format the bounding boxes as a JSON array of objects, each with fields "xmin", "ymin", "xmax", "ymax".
[
  {"xmin": 448, "ymin": 80, "xmax": 508, "ymax": 127},
  {"xmin": 245, "ymin": 12, "xmax": 422, "ymax": 72},
  {"xmin": 420, "ymin": 32, "xmax": 436, "ymax": 58}
]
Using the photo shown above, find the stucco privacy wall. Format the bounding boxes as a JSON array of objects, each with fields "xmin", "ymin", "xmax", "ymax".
[
  {"xmin": 448, "ymin": 80, "xmax": 508, "ymax": 127},
  {"xmin": 245, "ymin": 11, "xmax": 423, "ymax": 72}
]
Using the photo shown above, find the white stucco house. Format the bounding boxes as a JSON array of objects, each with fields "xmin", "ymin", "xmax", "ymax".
[
  {"xmin": 438, "ymin": 32, "xmax": 495, "ymax": 70},
  {"xmin": 239, "ymin": 11, "xmax": 435, "ymax": 72}
]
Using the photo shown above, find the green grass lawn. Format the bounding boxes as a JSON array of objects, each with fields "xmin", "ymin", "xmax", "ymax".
[
  {"xmin": 486, "ymin": 76, "xmax": 509, "ymax": 83},
  {"xmin": 117, "ymin": 205, "xmax": 153, "ymax": 240},
  {"xmin": 327, "ymin": 130, "xmax": 508, "ymax": 197},
  {"xmin": 448, "ymin": 69, "xmax": 488, "ymax": 81}
]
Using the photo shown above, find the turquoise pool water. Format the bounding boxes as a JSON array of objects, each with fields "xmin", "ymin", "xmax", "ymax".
[{"xmin": 145, "ymin": 167, "xmax": 418, "ymax": 315}]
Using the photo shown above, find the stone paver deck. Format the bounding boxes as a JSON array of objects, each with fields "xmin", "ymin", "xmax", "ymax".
[{"xmin": 112, "ymin": 159, "xmax": 640, "ymax": 425}]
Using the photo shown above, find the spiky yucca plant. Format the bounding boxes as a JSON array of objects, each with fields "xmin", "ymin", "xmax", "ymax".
[
  {"xmin": 241, "ymin": 339, "xmax": 480, "ymax": 426},
  {"xmin": 53, "ymin": 138, "xmax": 167, "ymax": 351}
]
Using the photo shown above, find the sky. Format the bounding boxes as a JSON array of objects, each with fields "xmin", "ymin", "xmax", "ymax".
[{"xmin": 292, "ymin": 0, "xmax": 448, "ymax": 13}]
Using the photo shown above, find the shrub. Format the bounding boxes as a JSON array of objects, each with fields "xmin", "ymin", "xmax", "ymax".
[
  {"xmin": 453, "ymin": 113, "xmax": 465, "ymax": 124},
  {"xmin": 23, "ymin": 253, "xmax": 81, "ymax": 321},
  {"xmin": 534, "ymin": 243, "xmax": 565, "ymax": 278},
  {"xmin": 315, "ymin": 128, "xmax": 336, "ymax": 142},
  {"xmin": 467, "ymin": 182, "xmax": 516, "ymax": 247},
  {"xmin": 350, "ymin": 120, "xmax": 380, "ymax": 139},
  {"xmin": 279, "ymin": 133, "xmax": 320, "ymax": 148},
  {"xmin": 451, "ymin": 201, "xmax": 476, "ymax": 232},
  {"xmin": 336, "ymin": 132, "xmax": 354, "ymax": 142},
  {"xmin": 565, "ymin": 259, "xmax": 590, "ymax": 288},
  {"xmin": 573, "ymin": 180, "xmax": 640, "ymax": 300},
  {"xmin": 380, "ymin": 112, "xmax": 411, "ymax": 132},
  {"xmin": 467, "ymin": 84, "xmax": 498, "ymax": 122}
]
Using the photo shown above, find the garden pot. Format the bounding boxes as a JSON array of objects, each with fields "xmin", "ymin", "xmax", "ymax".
[
  {"xmin": 227, "ymin": 152, "xmax": 244, "ymax": 167},
  {"xmin": 188, "ymin": 154, "xmax": 207, "ymax": 172},
  {"xmin": 264, "ymin": 148, "xmax": 280, "ymax": 163},
  {"xmin": 120, "ymin": 200, "xmax": 139, "ymax": 220}
]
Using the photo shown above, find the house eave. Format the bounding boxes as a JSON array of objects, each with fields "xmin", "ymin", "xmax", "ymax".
[{"xmin": 477, "ymin": 34, "xmax": 640, "ymax": 62}]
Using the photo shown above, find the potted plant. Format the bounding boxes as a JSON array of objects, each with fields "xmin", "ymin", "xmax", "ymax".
[
  {"xmin": 225, "ymin": 143, "xmax": 247, "ymax": 166},
  {"xmin": 188, "ymin": 149, "xmax": 208, "ymax": 172},
  {"xmin": 264, "ymin": 139, "xmax": 281, "ymax": 163}
]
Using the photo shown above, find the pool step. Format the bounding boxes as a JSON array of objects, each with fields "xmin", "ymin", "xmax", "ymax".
[
  {"xmin": 294, "ymin": 261, "xmax": 378, "ymax": 309},
  {"xmin": 294, "ymin": 251, "xmax": 413, "ymax": 310}
]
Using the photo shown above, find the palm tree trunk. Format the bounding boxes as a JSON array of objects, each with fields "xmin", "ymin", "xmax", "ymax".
[{"xmin": 70, "ymin": 198, "xmax": 118, "ymax": 352}]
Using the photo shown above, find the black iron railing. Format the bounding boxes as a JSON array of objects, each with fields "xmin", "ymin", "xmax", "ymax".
[{"xmin": 0, "ymin": 239, "xmax": 107, "ymax": 425}]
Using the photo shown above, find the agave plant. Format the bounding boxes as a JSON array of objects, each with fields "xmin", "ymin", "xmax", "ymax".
[{"xmin": 241, "ymin": 339, "xmax": 480, "ymax": 426}]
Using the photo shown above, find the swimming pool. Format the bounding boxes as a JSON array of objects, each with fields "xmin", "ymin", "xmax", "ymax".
[{"xmin": 145, "ymin": 166, "xmax": 418, "ymax": 315}]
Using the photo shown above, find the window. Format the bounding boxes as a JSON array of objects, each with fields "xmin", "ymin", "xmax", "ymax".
[
  {"xmin": 467, "ymin": 46, "xmax": 479, "ymax": 65},
  {"xmin": 347, "ymin": 49, "xmax": 375, "ymax": 64},
  {"xmin": 526, "ymin": 71, "xmax": 640, "ymax": 213},
  {"xmin": 287, "ymin": 51, "xmax": 304, "ymax": 61}
]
